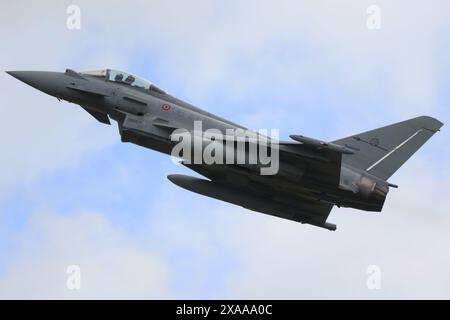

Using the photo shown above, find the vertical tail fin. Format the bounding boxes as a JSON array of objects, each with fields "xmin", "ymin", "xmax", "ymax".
[{"xmin": 332, "ymin": 116, "xmax": 443, "ymax": 180}]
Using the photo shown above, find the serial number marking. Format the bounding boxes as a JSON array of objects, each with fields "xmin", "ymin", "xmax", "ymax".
[{"xmin": 176, "ymin": 304, "xmax": 272, "ymax": 317}]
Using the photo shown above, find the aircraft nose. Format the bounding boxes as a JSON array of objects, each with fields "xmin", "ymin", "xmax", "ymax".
[{"xmin": 6, "ymin": 71, "xmax": 64, "ymax": 97}]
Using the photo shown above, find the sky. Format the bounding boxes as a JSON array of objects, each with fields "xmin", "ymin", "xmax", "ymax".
[{"xmin": 0, "ymin": 0, "xmax": 449, "ymax": 299}]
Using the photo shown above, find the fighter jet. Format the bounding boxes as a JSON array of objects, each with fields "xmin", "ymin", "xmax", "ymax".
[{"xmin": 7, "ymin": 69, "xmax": 443, "ymax": 230}]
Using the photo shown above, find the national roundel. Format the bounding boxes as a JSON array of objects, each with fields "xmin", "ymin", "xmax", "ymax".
[{"xmin": 161, "ymin": 104, "xmax": 171, "ymax": 111}]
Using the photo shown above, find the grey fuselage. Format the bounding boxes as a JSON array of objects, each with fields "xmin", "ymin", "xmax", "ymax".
[{"xmin": 7, "ymin": 69, "xmax": 391, "ymax": 218}]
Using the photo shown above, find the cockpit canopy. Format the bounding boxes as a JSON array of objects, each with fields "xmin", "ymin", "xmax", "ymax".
[{"xmin": 80, "ymin": 69, "xmax": 167, "ymax": 94}]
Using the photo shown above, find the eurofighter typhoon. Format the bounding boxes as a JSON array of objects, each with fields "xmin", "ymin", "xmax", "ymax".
[{"xmin": 7, "ymin": 69, "xmax": 443, "ymax": 230}]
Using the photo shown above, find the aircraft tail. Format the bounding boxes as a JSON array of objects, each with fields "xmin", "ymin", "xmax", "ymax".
[{"xmin": 332, "ymin": 116, "xmax": 443, "ymax": 180}]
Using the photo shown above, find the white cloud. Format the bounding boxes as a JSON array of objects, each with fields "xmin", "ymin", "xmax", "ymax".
[
  {"xmin": 0, "ymin": 2, "xmax": 126, "ymax": 198},
  {"xmin": 0, "ymin": 84, "xmax": 116, "ymax": 198},
  {"xmin": 0, "ymin": 0, "xmax": 448, "ymax": 299},
  {"xmin": 223, "ymin": 160, "xmax": 450, "ymax": 299},
  {"xmin": 1, "ymin": 159, "xmax": 448, "ymax": 299},
  {"xmin": 96, "ymin": 0, "xmax": 448, "ymax": 119},
  {"xmin": 0, "ymin": 211, "xmax": 169, "ymax": 299}
]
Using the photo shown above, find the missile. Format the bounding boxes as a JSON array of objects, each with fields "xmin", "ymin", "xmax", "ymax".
[{"xmin": 289, "ymin": 135, "xmax": 354, "ymax": 154}]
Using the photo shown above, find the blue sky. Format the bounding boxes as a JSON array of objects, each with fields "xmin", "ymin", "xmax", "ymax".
[{"xmin": 0, "ymin": 0, "xmax": 449, "ymax": 298}]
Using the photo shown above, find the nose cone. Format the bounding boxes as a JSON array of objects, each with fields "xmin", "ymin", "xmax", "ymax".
[{"xmin": 6, "ymin": 71, "xmax": 64, "ymax": 97}]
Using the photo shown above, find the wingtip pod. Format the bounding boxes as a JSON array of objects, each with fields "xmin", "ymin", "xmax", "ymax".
[{"xmin": 289, "ymin": 134, "xmax": 354, "ymax": 154}]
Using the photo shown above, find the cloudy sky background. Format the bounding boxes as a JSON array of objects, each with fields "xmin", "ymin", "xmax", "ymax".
[{"xmin": 0, "ymin": 0, "xmax": 449, "ymax": 299}]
